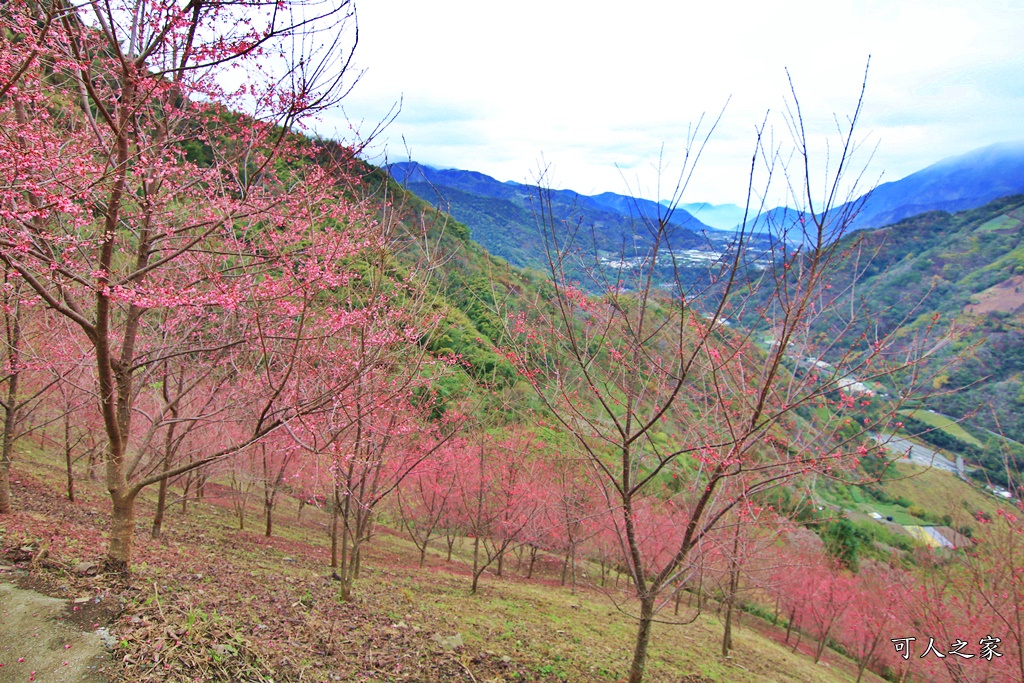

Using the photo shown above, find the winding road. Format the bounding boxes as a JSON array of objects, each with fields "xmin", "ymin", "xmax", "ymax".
[{"xmin": 874, "ymin": 433, "xmax": 961, "ymax": 474}]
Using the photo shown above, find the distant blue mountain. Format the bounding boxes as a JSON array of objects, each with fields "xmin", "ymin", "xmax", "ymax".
[
  {"xmin": 708, "ymin": 142, "xmax": 1024, "ymax": 242},
  {"xmin": 849, "ymin": 141, "xmax": 1024, "ymax": 231},
  {"xmin": 679, "ymin": 202, "xmax": 747, "ymax": 231},
  {"xmin": 388, "ymin": 162, "xmax": 721, "ymax": 269},
  {"xmin": 389, "ymin": 141, "xmax": 1024, "ymax": 259}
]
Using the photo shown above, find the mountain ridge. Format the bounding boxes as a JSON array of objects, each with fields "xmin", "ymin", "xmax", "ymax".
[{"xmin": 392, "ymin": 141, "xmax": 1024, "ymax": 244}]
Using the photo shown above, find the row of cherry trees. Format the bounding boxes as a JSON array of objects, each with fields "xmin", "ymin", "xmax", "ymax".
[
  {"xmin": 388, "ymin": 436, "xmax": 1023, "ymax": 683},
  {"xmin": 0, "ymin": 0, "xmax": 470, "ymax": 575}
]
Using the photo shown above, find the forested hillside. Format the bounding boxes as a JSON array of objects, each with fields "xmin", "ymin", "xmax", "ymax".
[
  {"xmin": 817, "ymin": 195, "xmax": 1024, "ymax": 482},
  {"xmin": 388, "ymin": 162, "xmax": 758, "ymax": 272}
]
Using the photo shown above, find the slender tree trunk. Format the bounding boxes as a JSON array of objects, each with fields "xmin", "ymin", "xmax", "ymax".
[
  {"xmin": 64, "ymin": 416, "xmax": 75, "ymax": 503},
  {"xmin": 330, "ymin": 486, "xmax": 340, "ymax": 569},
  {"xmin": 570, "ymin": 545, "xmax": 577, "ymax": 594},
  {"xmin": 0, "ymin": 331, "xmax": 20, "ymax": 515},
  {"xmin": 627, "ymin": 596, "xmax": 656, "ymax": 683},
  {"xmin": 722, "ymin": 601, "xmax": 734, "ymax": 658},
  {"xmin": 722, "ymin": 524, "xmax": 741, "ymax": 657},
  {"xmin": 339, "ymin": 516, "xmax": 350, "ymax": 599},
  {"xmin": 526, "ymin": 544, "xmax": 537, "ymax": 579},
  {"xmin": 151, "ymin": 437, "xmax": 176, "ymax": 539},
  {"xmin": 471, "ymin": 534, "xmax": 481, "ymax": 594},
  {"xmin": 0, "ymin": 456, "xmax": 10, "ymax": 514},
  {"xmin": 264, "ymin": 493, "xmax": 274, "ymax": 537},
  {"xmin": 88, "ymin": 447, "xmax": 99, "ymax": 481},
  {"xmin": 814, "ymin": 623, "xmax": 834, "ymax": 663},
  {"xmin": 445, "ymin": 534, "xmax": 455, "ymax": 562},
  {"xmin": 180, "ymin": 473, "xmax": 192, "ymax": 514},
  {"xmin": 152, "ymin": 479, "xmax": 168, "ymax": 538}
]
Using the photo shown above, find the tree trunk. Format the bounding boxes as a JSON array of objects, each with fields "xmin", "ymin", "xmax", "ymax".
[
  {"xmin": 264, "ymin": 497, "xmax": 273, "ymax": 537},
  {"xmin": 180, "ymin": 473, "xmax": 192, "ymax": 514},
  {"xmin": 526, "ymin": 545, "xmax": 537, "ymax": 579},
  {"xmin": 445, "ymin": 534, "xmax": 455, "ymax": 562},
  {"xmin": 151, "ymin": 394, "xmax": 178, "ymax": 539},
  {"xmin": 471, "ymin": 534, "xmax": 481, "ymax": 593},
  {"xmin": 0, "ymin": 458, "xmax": 10, "ymax": 515},
  {"xmin": 106, "ymin": 492, "xmax": 138, "ymax": 573},
  {"xmin": 570, "ymin": 547, "xmax": 577, "ymax": 594},
  {"xmin": 339, "ymin": 514, "xmax": 351, "ymax": 600},
  {"xmin": 151, "ymin": 478, "xmax": 168, "ymax": 538},
  {"xmin": 63, "ymin": 415, "xmax": 75, "ymax": 503},
  {"xmin": 0, "ymin": 270, "xmax": 21, "ymax": 515},
  {"xmin": 721, "ymin": 601, "xmax": 734, "ymax": 658},
  {"xmin": 330, "ymin": 490, "xmax": 340, "ymax": 568},
  {"xmin": 722, "ymin": 524, "xmax": 740, "ymax": 657},
  {"xmin": 814, "ymin": 623, "xmax": 834, "ymax": 664},
  {"xmin": 627, "ymin": 596, "xmax": 656, "ymax": 683},
  {"xmin": 0, "ymin": 380, "xmax": 18, "ymax": 515},
  {"xmin": 88, "ymin": 447, "xmax": 99, "ymax": 481}
]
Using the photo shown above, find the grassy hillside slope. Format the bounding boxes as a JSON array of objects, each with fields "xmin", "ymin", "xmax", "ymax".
[
  {"xmin": 0, "ymin": 447, "xmax": 888, "ymax": 683},
  {"xmin": 820, "ymin": 194, "xmax": 1024, "ymax": 483}
]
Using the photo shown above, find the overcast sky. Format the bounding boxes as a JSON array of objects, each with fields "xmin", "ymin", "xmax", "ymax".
[{"xmin": 318, "ymin": 0, "xmax": 1024, "ymax": 206}]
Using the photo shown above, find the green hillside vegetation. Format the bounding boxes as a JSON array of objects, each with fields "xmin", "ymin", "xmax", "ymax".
[
  {"xmin": 896, "ymin": 410, "xmax": 982, "ymax": 448},
  {"xmin": 818, "ymin": 194, "xmax": 1024, "ymax": 483}
]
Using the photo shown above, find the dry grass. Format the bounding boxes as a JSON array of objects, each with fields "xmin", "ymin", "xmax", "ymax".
[
  {"xmin": 885, "ymin": 462, "xmax": 1011, "ymax": 525},
  {"xmin": 1, "ymin": 444, "xmax": 888, "ymax": 683}
]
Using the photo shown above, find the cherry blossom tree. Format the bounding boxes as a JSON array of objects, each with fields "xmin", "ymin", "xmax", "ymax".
[
  {"xmin": 395, "ymin": 438, "xmax": 463, "ymax": 568},
  {"xmin": 0, "ymin": 265, "xmax": 61, "ymax": 512},
  {"xmin": 499, "ymin": 72, "xmax": 952, "ymax": 682},
  {"xmin": 458, "ymin": 426, "xmax": 544, "ymax": 594},
  {"xmin": 0, "ymin": 0, "xmax": 376, "ymax": 570},
  {"xmin": 839, "ymin": 562, "xmax": 903, "ymax": 683}
]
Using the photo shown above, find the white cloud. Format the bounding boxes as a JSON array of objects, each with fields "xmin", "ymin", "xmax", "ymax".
[{"xmin": 323, "ymin": 0, "xmax": 1024, "ymax": 205}]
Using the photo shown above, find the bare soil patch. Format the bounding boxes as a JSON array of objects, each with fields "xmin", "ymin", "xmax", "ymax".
[
  {"xmin": 966, "ymin": 274, "xmax": 1024, "ymax": 314},
  {"xmin": 0, "ymin": 580, "xmax": 112, "ymax": 683}
]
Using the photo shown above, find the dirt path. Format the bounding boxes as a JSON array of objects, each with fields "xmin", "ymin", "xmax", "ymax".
[{"xmin": 0, "ymin": 581, "xmax": 111, "ymax": 683}]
